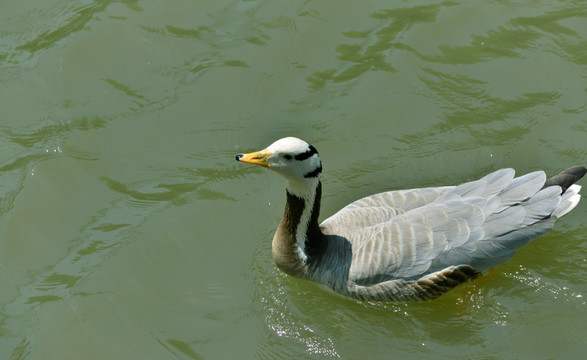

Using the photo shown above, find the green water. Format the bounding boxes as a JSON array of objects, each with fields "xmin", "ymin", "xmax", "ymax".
[{"xmin": 0, "ymin": 0, "xmax": 585, "ymax": 359}]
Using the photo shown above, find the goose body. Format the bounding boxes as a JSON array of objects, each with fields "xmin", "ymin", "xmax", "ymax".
[{"xmin": 236, "ymin": 137, "xmax": 586, "ymax": 301}]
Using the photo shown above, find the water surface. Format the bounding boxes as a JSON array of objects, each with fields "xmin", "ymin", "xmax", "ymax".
[{"xmin": 0, "ymin": 0, "xmax": 585, "ymax": 359}]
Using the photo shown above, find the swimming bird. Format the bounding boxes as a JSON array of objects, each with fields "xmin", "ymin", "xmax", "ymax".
[{"xmin": 236, "ymin": 137, "xmax": 585, "ymax": 301}]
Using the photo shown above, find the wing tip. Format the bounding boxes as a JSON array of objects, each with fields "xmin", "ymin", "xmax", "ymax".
[{"xmin": 552, "ymin": 188, "xmax": 582, "ymax": 218}]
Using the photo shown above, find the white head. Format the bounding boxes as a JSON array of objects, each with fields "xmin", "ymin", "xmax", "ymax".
[{"xmin": 236, "ymin": 137, "xmax": 322, "ymax": 186}]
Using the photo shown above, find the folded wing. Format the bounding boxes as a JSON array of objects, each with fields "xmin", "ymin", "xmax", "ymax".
[{"xmin": 320, "ymin": 168, "xmax": 580, "ymax": 286}]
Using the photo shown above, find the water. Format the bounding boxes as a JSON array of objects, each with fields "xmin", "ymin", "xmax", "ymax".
[{"xmin": 0, "ymin": 0, "xmax": 585, "ymax": 359}]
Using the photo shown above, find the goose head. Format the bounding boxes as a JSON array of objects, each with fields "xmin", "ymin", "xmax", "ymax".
[
  {"xmin": 236, "ymin": 137, "xmax": 325, "ymax": 275},
  {"xmin": 235, "ymin": 137, "xmax": 322, "ymax": 187}
]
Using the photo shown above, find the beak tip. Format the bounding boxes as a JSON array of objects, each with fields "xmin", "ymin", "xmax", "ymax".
[{"xmin": 235, "ymin": 154, "xmax": 243, "ymax": 161}]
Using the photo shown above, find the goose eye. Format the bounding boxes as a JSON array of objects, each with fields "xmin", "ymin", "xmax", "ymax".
[{"xmin": 283, "ymin": 154, "xmax": 292, "ymax": 160}]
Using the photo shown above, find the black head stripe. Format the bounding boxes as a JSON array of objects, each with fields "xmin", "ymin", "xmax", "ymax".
[
  {"xmin": 295, "ymin": 145, "xmax": 318, "ymax": 161},
  {"xmin": 304, "ymin": 163, "xmax": 322, "ymax": 178}
]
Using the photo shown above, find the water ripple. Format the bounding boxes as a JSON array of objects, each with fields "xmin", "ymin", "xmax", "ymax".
[{"xmin": 306, "ymin": 2, "xmax": 456, "ymax": 91}]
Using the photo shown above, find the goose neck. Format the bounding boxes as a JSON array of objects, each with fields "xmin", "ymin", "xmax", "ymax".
[{"xmin": 272, "ymin": 178, "xmax": 324, "ymax": 277}]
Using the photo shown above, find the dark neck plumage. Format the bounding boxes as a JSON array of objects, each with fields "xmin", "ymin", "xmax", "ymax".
[{"xmin": 272, "ymin": 179, "xmax": 325, "ymax": 277}]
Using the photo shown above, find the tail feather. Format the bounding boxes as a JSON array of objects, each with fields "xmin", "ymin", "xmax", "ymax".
[{"xmin": 543, "ymin": 166, "xmax": 586, "ymax": 192}]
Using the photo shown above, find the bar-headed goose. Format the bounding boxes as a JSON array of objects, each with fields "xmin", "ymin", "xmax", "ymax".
[{"xmin": 236, "ymin": 137, "xmax": 585, "ymax": 301}]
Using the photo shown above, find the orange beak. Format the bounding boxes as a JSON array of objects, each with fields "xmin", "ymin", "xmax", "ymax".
[{"xmin": 235, "ymin": 149, "xmax": 271, "ymax": 168}]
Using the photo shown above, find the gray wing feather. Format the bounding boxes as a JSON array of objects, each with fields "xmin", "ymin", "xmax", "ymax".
[
  {"xmin": 552, "ymin": 184, "xmax": 582, "ymax": 217},
  {"xmin": 498, "ymin": 171, "xmax": 546, "ymax": 207},
  {"xmin": 320, "ymin": 168, "xmax": 575, "ymax": 285},
  {"xmin": 468, "ymin": 217, "xmax": 556, "ymax": 270},
  {"xmin": 321, "ymin": 187, "xmax": 452, "ymax": 232},
  {"xmin": 348, "ymin": 201, "xmax": 484, "ymax": 282}
]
